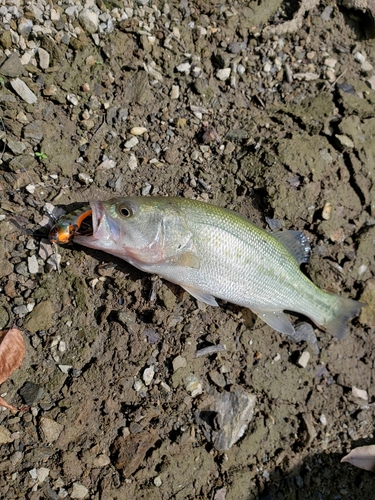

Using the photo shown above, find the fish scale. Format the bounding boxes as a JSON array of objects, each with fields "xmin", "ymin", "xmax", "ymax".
[{"xmin": 71, "ymin": 196, "xmax": 363, "ymax": 339}]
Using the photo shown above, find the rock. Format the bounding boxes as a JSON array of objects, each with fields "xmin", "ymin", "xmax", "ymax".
[
  {"xmin": 92, "ymin": 454, "xmax": 111, "ymax": 467},
  {"xmin": 39, "ymin": 417, "xmax": 64, "ymax": 443},
  {"xmin": 111, "ymin": 429, "xmax": 159, "ymax": 476},
  {"xmin": 27, "ymin": 255, "xmax": 39, "ymax": 274},
  {"xmin": 172, "ymin": 355, "xmax": 187, "ymax": 372},
  {"xmin": 0, "ymin": 53, "xmax": 24, "ymax": 77},
  {"xmin": 124, "ymin": 136, "xmax": 139, "ymax": 149},
  {"xmin": 23, "ymin": 300, "xmax": 55, "ymax": 333},
  {"xmin": 195, "ymin": 386, "xmax": 256, "ymax": 451},
  {"xmin": 71, "ymin": 483, "xmax": 89, "ymax": 499},
  {"xmin": 164, "ymin": 147, "xmax": 179, "ymax": 164},
  {"xmin": 185, "ymin": 374, "xmax": 203, "ymax": 397},
  {"xmin": 171, "ymin": 85, "xmax": 179, "ymax": 99},
  {"xmin": 335, "ymin": 134, "xmax": 354, "ymax": 149},
  {"xmin": 352, "ymin": 386, "xmax": 368, "ymax": 401},
  {"xmin": 143, "ymin": 366, "xmax": 155, "ymax": 386},
  {"xmin": 10, "ymin": 78, "xmax": 37, "ymax": 104},
  {"xmin": 0, "ymin": 425, "xmax": 12, "ymax": 444},
  {"xmin": 7, "ymin": 140, "xmax": 26, "ymax": 155},
  {"xmin": 79, "ymin": 8, "xmax": 99, "ymax": 34},
  {"xmin": 36, "ymin": 467, "xmax": 50, "ymax": 483},
  {"xmin": 216, "ymin": 68, "xmax": 231, "ymax": 81},
  {"xmin": 97, "ymin": 158, "xmax": 116, "ymax": 170},
  {"xmin": 38, "ymin": 48, "xmax": 50, "ymax": 69},
  {"xmin": 297, "ymin": 351, "xmax": 310, "ymax": 368},
  {"xmin": 128, "ymin": 154, "xmax": 137, "ymax": 171},
  {"xmin": 176, "ymin": 62, "xmax": 191, "ymax": 73},
  {"xmin": 130, "ymin": 127, "xmax": 147, "ymax": 136},
  {"xmin": 19, "ymin": 381, "xmax": 45, "ymax": 405},
  {"xmin": 354, "ymin": 51, "xmax": 366, "ymax": 64},
  {"xmin": 18, "ymin": 17, "xmax": 34, "ymax": 36},
  {"xmin": 23, "ymin": 121, "xmax": 44, "ymax": 144}
]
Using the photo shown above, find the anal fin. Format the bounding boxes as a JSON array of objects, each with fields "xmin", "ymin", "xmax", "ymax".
[
  {"xmin": 253, "ymin": 309, "xmax": 295, "ymax": 335},
  {"xmin": 181, "ymin": 284, "xmax": 219, "ymax": 307}
]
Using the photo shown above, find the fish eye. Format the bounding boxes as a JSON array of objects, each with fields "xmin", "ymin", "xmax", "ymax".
[{"xmin": 117, "ymin": 203, "xmax": 134, "ymax": 218}]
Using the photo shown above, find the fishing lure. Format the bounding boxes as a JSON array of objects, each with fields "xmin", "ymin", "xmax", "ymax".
[{"xmin": 48, "ymin": 205, "xmax": 92, "ymax": 244}]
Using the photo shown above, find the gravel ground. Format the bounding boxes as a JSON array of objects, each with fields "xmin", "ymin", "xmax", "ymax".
[{"xmin": 1, "ymin": 0, "xmax": 375, "ymax": 499}]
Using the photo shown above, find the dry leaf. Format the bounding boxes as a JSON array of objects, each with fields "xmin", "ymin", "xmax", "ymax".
[
  {"xmin": 341, "ymin": 445, "xmax": 375, "ymax": 472},
  {"xmin": 0, "ymin": 326, "xmax": 26, "ymax": 410}
]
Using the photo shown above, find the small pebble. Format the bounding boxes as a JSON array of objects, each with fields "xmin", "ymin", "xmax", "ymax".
[
  {"xmin": 176, "ymin": 62, "xmax": 191, "ymax": 73},
  {"xmin": 71, "ymin": 482, "xmax": 89, "ymax": 499},
  {"xmin": 78, "ymin": 172, "xmax": 93, "ymax": 184},
  {"xmin": 38, "ymin": 48, "xmax": 50, "ymax": 69},
  {"xmin": 354, "ymin": 51, "xmax": 366, "ymax": 64},
  {"xmin": 320, "ymin": 414, "xmax": 327, "ymax": 426},
  {"xmin": 130, "ymin": 127, "xmax": 147, "ymax": 136},
  {"xmin": 128, "ymin": 154, "xmax": 138, "ymax": 171},
  {"xmin": 67, "ymin": 94, "xmax": 79, "ymax": 105},
  {"xmin": 170, "ymin": 85, "xmax": 179, "ymax": 99},
  {"xmin": 172, "ymin": 355, "xmax": 187, "ymax": 372},
  {"xmin": 352, "ymin": 386, "xmax": 368, "ymax": 400},
  {"xmin": 322, "ymin": 202, "xmax": 332, "ymax": 220},
  {"xmin": 36, "ymin": 467, "xmax": 50, "ymax": 483},
  {"xmin": 10, "ymin": 78, "xmax": 37, "ymax": 104},
  {"xmin": 216, "ymin": 68, "xmax": 231, "ymax": 81},
  {"xmin": 124, "ymin": 136, "xmax": 139, "ymax": 149},
  {"xmin": 143, "ymin": 365, "xmax": 155, "ymax": 386},
  {"xmin": 28, "ymin": 255, "xmax": 39, "ymax": 274},
  {"xmin": 154, "ymin": 476, "xmax": 162, "ymax": 487},
  {"xmin": 297, "ymin": 351, "xmax": 310, "ymax": 368},
  {"xmin": 361, "ymin": 61, "xmax": 373, "ymax": 73}
]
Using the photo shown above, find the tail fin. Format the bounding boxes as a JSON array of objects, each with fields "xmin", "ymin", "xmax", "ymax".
[{"xmin": 324, "ymin": 296, "xmax": 365, "ymax": 339}]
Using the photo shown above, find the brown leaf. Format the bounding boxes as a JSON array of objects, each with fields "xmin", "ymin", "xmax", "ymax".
[
  {"xmin": 0, "ymin": 326, "xmax": 26, "ymax": 410},
  {"xmin": 341, "ymin": 445, "xmax": 375, "ymax": 472}
]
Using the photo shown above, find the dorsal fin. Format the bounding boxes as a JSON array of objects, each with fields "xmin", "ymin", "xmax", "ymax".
[{"xmin": 273, "ymin": 230, "xmax": 310, "ymax": 265}]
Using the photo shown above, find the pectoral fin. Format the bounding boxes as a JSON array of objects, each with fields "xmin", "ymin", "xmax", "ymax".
[
  {"xmin": 181, "ymin": 285, "xmax": 219, "ymax": 307},
  {"xmin": 176, "ymin": 252, "xmax": 200, "ymax": 269},
  {"xmin": 253, "ymin": 309, "xmax": 295, "ymax": 335}
]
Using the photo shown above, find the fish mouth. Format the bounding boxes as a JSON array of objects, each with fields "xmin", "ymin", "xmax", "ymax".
[{"xmin": 74, "ymin": 201, "xmax": 120, "ymax": 245}]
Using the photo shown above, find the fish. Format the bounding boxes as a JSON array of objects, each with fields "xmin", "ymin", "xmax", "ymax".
[
  {"xmin": 72, "ymin": 196, "xmax": 364, "ymax": 339},
  {"xmin": 49, "ymin": 205, "xmax": 92, "ymax": 244}
]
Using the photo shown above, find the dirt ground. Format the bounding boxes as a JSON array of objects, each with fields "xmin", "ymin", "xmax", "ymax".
[{"xmin": 1, "ymin": 0, "xmax": 375, "ymax": 499}]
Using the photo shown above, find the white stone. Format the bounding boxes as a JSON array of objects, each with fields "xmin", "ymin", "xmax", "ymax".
[
  {"xmin": 130, "ymin": 127, "xmax": 147, "ymax": 136},
  {"xmin": 325, "ymin": 58, "xmax": 337, "ymax": 68},
  {"xmin": 10, "ymin": 78, "xmax": 37, "ymax": 104},
  {"xmin": 97, "ymin": 158, "xmax": 116, "ymax": 170},
  {"xmin": 79, "ymin": 8, "xmax": 99, "ymax": 34},
  {"xmin": 26, "ymin": 184, "xmax": 36, "ymax": 194},
  {"xmin": 128, "ymin": 154, "xmax": 138, "ymax": 171},
  {"xmin": 154, "ymin": 476, "xmax": 162, "ymax": 487},
  {"xmin": 354, "ymin": 51, "xmax": 366, "ymax": 64},
  {"xmin": 319, "ymin": 414, "xmax": 327, "ymax": 426},
  {"xmin": 27, "ymin": 255, "xmax": 39, "ymax": 274},
  {"xmin": 297, "ymin": 351, "xmax": 310, "ymax": 368},
  {"xmin": 124, "ymin": 136, "xmax": 139, "ymax": 149},
  {"xmin": 176, "ymin": 62, "xmax": 191, "ymax": 73},
  {"xmin": 216, "ymin": 68, "xmax": 231, "ymax": 81},
  {"xmin": 36, "ymin": 467, "xmax": 50, "ymax": 483},
  {"xmin": 143, "ymin": 366, "xmax": 155, "ymax": 386},
  {"xmin": 71, "ymin": 482, "xmax": 89, "ymax": 499},
  {"xmin": 93, "ymin": 454, "xmax": 111, "ymax": 467},
  {"xmin": 263, "ymin": 61, "xmax": 272, "ymax": 73},
  {"xmin": 361, "ymin": 61, "xmax": 373, "ymax": 72},
  {"xmin": 171, "ymin": 85, "xmax": 179, "ymax": 99},
  {"xmin": 352, "ymin": 386, "xmax": 368, "ymax": 400},
  {"xmin": 38, "ymin": 48, "xmax": 50, "ymax": 69},
  {"xmin": 67, "ymin": 93, "xmax": 78, "ymax": 105},
  {"xmin": 39, "ymin": 417, "xmax": 64, "ymax": 443}
]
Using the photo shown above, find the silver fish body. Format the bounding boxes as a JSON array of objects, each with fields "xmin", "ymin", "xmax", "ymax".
[{"xmin": 74, "ymin": 196, "xmax": 363, "ymax": 338}]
